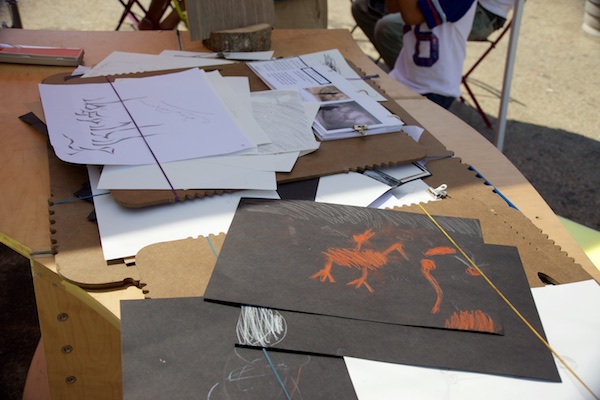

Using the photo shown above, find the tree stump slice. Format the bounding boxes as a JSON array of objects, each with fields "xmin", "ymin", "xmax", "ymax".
[{"xmin": 203, "ymin": 23, "xmax": 272, "ymax": 52}]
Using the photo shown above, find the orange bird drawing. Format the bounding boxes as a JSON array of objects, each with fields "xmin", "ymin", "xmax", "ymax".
[{"xmin": 310, "ymin": 229, "xmax": 409, "ymax": 293}]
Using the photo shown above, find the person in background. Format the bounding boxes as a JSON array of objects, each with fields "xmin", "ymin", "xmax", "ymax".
[
  {"xmin": 351, "ymin": 0, "xmax": 513, "ymax": 70},
  {"xmin": 387, "ymin": 0, "xmax": 477, "ymax": 109},
  {"xmin": 468, "ymin": 0, "xmax": 513, "ymax": 41}
]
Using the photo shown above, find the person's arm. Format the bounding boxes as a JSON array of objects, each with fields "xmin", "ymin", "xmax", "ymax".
[{"xmin": 385, "ymin": 0, "xmax": 425, "ymax": 25}]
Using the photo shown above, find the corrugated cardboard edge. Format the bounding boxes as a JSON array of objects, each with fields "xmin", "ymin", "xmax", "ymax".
[
  {"xmin": 135, "ymin": 233, "xmax": 226, "ymax": 298},
  {"xmin": 48, "ymin": 147, "xmax": 141, "ymax": 289}
]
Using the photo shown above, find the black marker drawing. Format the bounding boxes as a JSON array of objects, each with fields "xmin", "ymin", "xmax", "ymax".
[{"xmin": 64, "ymin": 96, "xmax": 212, "ymax": 156}]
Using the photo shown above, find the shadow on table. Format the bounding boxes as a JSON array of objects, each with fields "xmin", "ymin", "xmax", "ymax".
[{"xmin": 450, "ymin": 101, "xmax": 600, "ymax": 232}]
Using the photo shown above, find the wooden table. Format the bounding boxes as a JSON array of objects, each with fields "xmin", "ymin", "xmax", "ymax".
[{"xmin": 1, "ymin": 28, "xmax": 597, "ymax": 400}]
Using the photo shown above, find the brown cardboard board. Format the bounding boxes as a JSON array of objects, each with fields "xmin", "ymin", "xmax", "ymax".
[
  {"xmin": 135, "ymin": 233, "xmax": 225, "ymax": 298},
  {"xmin": 39, "ymin": 64, "xmax": 591, "ymax": 290},
  {"xmin": 47, "ymin": 146, "xmax": 141, "ymax": 288},
  {"xmin": 41, "ymin": 63, "xmax": 428, "ymax": 208}
]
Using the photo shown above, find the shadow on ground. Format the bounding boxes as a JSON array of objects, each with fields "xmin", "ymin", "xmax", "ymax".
[
  {"xmin": 0, "ymin": 245, "xmax": 40, "ymax": 400},
  {"xmin": 450, "ymin": 101, "xmax": 600, "ymax": 232}
]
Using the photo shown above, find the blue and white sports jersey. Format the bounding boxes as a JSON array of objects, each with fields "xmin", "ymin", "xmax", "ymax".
[{"xmin": 390, "ymin": 0, "xmax": 477, "ymax": 99}]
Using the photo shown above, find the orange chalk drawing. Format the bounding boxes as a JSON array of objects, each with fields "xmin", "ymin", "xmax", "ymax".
[
  {"xmin": 445, "ymin": 309, "xmax": 496, "ymax": 333},
  {"xmin": 310, "ymin": 228, "xmax": 408, "ymax": 293},
  {"xmin": 465, "ymin": 266, "xmax": 480, "ymax": 276},
  {"xmin": 421, "ymin": 246, "xmax": 456, "ymax": 314},
  {"xmin": 421, "ymin": 259, "xmax": 443, "ymax": 314},
  {"xmin": 311, "ymin": 231, "xmax": 493, "ymax": 331},
  {"xmin": 424, "ymin": 246, "xmax": 456, "ymax": 257}
]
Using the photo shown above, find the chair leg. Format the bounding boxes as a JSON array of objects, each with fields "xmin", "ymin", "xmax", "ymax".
[
  {"xmin": 462, "ymin": 78, "xmax": 494, "ymax": 129},
  {"xmin": 6, "ymin": 0, "xmax": 23, "ymax": 28},
  {"xmin": 137, "ymin": 0, "xmax": 173, "ymax": 30},
  {"xmin": 116, "ymin": 0, "xmax": 148, "ymax": 30},
  {"xmin": 461, "ymin": 21, "xmax": 514, "ymax": 129}
]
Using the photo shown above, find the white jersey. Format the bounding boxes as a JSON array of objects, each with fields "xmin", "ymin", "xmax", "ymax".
[{"xmin": 390, "ymin": 1, "xmax": 477, "ymax": 98}]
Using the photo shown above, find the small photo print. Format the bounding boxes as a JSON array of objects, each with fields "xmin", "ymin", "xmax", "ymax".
[
  {"xmin": 306, "ymin": 85, "xmax": 350, "ymax": 102},
  {"xmin": 315, "ymin": 101, "xmax": 381, "ymax": 131}
]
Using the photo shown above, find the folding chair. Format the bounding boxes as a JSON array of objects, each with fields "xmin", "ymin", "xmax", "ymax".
[
  {"xmin": 115, "ymin": 0, "xmax": 148, "ymax": 30},
  {"xmin": 461, "ymin": 18, "xmax": 514, "ymax": 129},
  {"xmin": 116, "ymin": 0, "xmax": 185, "ymax": 31},
  {"xmin": 3, "ymin": 0, "xmax": 22, "ymax": 28}
]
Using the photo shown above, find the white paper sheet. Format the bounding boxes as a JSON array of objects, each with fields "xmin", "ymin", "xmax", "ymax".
[
  {"xmin": 401, "ymin": 125, "xmax": 425, "ymax": 142},
  {"xmin": 204, "ymin": 71, "xmax": 271, "ymax": 147},
  {"xmin": 368, "ymin": 179, "xmax": 438, "ymax": 209},
  {"xmin": 296, "ymin": 49, "xmax": 386, "ymax": 102},
  {"xmin": 248, "ymin": 61, "xmax": 403, "ymax": 140},
  {"xmin": 39, "ymin": 69, "xmax": 255, "ymax": 165},
  {"xmin": 315, "ymin": 172, "xmax": 391, "ymax": 207},
  {"xmin": 345, "ymin": 280, "xmax": 600, "ymax": 400},
  {"xmin": 81, "ymin": 51, "xmax": 234, "ymax": 77},
  {"xmin": 250, "ymin": 89, "xmax": 320, "ymax": 155},
  {"xmin": 97, "ymin": 88, "xmax": 317, "ymax": 190},
  {"xmin": 159, "ymin": 49, "xmax": 274, "ymax": 61},
  {"xmin": 88, "ymin": 166, "xmax": 279, "ymax": 261},
  {"xmin": 98, "ymin": 151, "xmax": 300, "ymax": 191},
  {"xmin": 98, "ymin": 157, "xmax": 278, "ymax": 190}
]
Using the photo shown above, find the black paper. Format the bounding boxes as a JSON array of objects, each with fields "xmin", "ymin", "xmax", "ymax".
[
  {"xmin": 205, "ymin": 199, "xmax": 503, "ymax": 334},
  {"xmin": 121, "ymin": 297, "xmax": 358, "ymax": 400}
]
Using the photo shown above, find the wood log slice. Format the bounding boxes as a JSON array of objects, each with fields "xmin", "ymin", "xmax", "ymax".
[{"xmin": 203, "ymin": 23, "xmax": 272, "ymax": 52}]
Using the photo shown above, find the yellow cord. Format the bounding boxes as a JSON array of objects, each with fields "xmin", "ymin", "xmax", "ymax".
[{"xmin": 418, "ymin": 204, "xmax": 599, "ymax": 400}]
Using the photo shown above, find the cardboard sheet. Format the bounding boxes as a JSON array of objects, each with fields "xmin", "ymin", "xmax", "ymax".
[
  {"xmin": 34, "ymin": 63, "xmax": 592, "ymax": 290},
  {"xmin": 44, "ymin": 62, "xmax": 427, "ymax": 208}
]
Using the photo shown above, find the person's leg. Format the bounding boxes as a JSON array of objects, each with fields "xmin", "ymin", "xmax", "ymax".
[
  {"xmin": 468, "ymin": 2, "xmax": 495, "ymax": 41},
  {"xmin": 373, "ymin": 13, "xmax": 404, "ymax": 70},
  {"xmin": 424, "ymin": 93, "xmax": 456, "ymax": 110},
  {"xmin": 351, "ymin": 0, "xmax": 381, "ymax": 46}
]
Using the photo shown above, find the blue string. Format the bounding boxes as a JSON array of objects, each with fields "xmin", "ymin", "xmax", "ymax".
[
  {"xmin": 468, "ymin": 165, "xmax": 518, "ymax": 210},
  {"xmin": 53, "ymin": 192, "xmax": 110, "ymax": 204},
  {"xmin": 262, "ymin": 348, "xmax": 291, "ymax": 400},
  {"xmin": 206, "ymin": 237, "xmax": 218, "ymax": 259}
]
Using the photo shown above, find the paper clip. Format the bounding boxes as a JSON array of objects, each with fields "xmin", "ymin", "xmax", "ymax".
[
  {"xmin": 428, "ymin": 184, "xmax": 448, "ymax": 199},
  {"xmin": 353, "ymin": 124, "xmax": 368, "ymax": 135}
]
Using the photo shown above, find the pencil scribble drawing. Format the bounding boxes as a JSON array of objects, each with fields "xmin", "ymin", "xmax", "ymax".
[
  {"xmin": 65, "ymin": 96, "xmax": 211, "ymax": 155},
  {"xmin": 208, "ymin": 348, "xmax": 310, "ymax": 399},
  {"xmin": 236, "ymin": 306, "xmax": 287, "ymax": 347}
]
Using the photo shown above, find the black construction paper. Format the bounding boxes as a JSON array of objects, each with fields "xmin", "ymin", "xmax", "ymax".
[
  {"xmin": 205, "ymin": 199, "xmax": 503, "ymax": 334},
  {"xmin": 120, "ymin": 297, "xmax": 358, "ymax": 400},
  {"xmin": 233, "ymin": 243, "xmax": 560, "ymax": 382}
]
